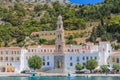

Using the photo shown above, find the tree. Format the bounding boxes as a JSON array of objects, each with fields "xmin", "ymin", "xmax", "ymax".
[
  {"xmin": 39, "ymin": 38, "xmax": 47, "ymax": 45},
  {"xmin": 100, "ymin": 65, "xmax": 109, "ymax": 73},
  {"xmin": 66, "ymin": 40, "xmax": 77, "ymax": 45},
  {"xmin": 28, "ymin": 55, "xmax": 42, "ymax": 70},
  {"xmin": 85, "ymin": 59, "xmax": 98, "ymax": 73},
  {"xmin": 75, "ymin": 63, "xmax": 83, "ymax": 71},
  {"xmin": 0, "ymin": 38, "xmax": 2, "ymax": 47},
  {"xmin": 66, "ymin": 35, "xmax": 73, "ymax": 40},
  {"xmin": 112, "ymin": 63, "xmax": 120, "ymax": 73},
  {"xmin": 34, "ymin": 4, "xmax": 43, "ymax": 12},
  {"xmin": 47, "ymin": 39, "xmax": 55, "ymax": 45},
  {"xmin": 89, "ymin": 27, "xmax": 97, "ymax": 42}
]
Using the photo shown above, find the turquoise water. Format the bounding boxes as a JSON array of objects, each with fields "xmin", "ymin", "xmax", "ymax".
[{"xmin": 0, "ymin": 76, "xmax": 120, "ymax": 80}]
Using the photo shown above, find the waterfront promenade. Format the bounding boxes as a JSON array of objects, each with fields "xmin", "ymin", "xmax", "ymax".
[{"xmin": 0, "ymin": 72, "xmax": 120, "ymax": 77}]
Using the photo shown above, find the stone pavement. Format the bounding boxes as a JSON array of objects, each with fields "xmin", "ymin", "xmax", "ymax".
[{"xmin": 0, "ymin": 72, "xmax": 120, "ymax": 77}]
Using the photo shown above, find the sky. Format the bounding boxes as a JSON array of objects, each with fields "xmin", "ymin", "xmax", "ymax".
[{"xmin": 69, "ymin": 0, "xmax": 104, "ymax": 4}]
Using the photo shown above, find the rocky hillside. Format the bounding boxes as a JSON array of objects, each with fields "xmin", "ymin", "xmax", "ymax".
[{"xmin": 0, "ymin": 0, "xmax": 120, "ymax": 49}]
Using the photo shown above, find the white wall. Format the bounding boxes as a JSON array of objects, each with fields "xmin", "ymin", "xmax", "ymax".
[
  {"xmin": 24, "ymin": 53, "xmax": 54, "ymax": 70},
  {"xmin": 65, "ymin": 53, "xmax": 99, "ymax": 70}
]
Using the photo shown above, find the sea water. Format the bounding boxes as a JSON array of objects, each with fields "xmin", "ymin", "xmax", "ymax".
[{"xmin": 0, "ymin": 76, "xmax": 120, "ymax": 80}]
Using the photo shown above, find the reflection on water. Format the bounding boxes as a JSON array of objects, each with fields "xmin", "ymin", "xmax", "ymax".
[{"xmin": 0, "ymin": 76, "xmax": 119, "ymax": 80}]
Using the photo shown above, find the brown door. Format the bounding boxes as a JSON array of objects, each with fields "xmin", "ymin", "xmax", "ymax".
[
  {"xmin": 58, "ymin": 60, "xmax": 62, "ymax": 68},
  {"xmin": 2, "ymin": 67, "xmax": 5, "ymax": 72}
]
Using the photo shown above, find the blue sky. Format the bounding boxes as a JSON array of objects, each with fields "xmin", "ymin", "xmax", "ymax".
[{"xmin": 69, "ymin": 0, "xmax": 104, "ymax": 4}]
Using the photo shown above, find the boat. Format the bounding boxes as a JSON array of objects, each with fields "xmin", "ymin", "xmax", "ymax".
[
  {"xmin": 29, "ymin": 73, "xmax": 38, "ymax": 80},
  {"xmin": 67, "ymin": 73, "xmax": 76, "ymax": 78}
]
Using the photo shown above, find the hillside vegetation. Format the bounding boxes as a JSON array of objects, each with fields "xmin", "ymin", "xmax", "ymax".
[{"xmin": 0, "ymin": 0, "xmax": 120, "ymax": 48}]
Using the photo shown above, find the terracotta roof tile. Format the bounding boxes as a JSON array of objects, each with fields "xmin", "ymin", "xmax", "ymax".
[
  {"xmin": 28, "ymin": 46, "xmax": 39, "ymax": 48},
  {"xmin": 41, "ymin": 45, "xmax": 55, "ymax": 48},
  {"xmin": 0, "ymin": 47, "xmax": 5, "ymax": 50},
  {"xmin": 0, "ymin": 47, "xmax": 21, "ymax": 50},
  {"xmin": 65, "ymin": 45, "xmax": 70, "ymax": 48},
  {"xmin": 9, "ymin": 47, "xmax": 21, "ymax": 50},
  {"xmin": 86, "ymin": 42, "xmax": 93, "ymax": 45},
  {"xmin": 31, "ymin": 32, "xmax": 40, "ymax": 35},
  {"xmin": 114, "ymin": 52, "xmax": 120, "ymax": 55}
]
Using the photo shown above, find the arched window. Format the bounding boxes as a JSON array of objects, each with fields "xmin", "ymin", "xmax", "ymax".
[
  {"xmin": 72, "ymin": 49, "xmax": 74, "ymax": 52},
  {"xmin": 103, "ymin": 48, "xmax": 105, "ymax": 51},
  {"xmin": 5, "ymin": 57, "xmax": 8, "ymax": 61},
  {"xmin": 17, "ymin": 51, "xmax": 19, "ymax": 54},
  {"xmin": 70, "ymin": 63, "xmax": 73, "ymax": 66},
  {"xmin": 16, "ymin": 57, "xmax": 20, "ymax": 61},
  {"xmin": 43, "ymin": 62, "xmax": 45, "ymax": 66},
  {"xmin": 77, "ymin": 57, "xmax": 79, "ymax": 62},
  {"xmin": 28, "ymin": 49, "xmax": 30, "ymax": 52},
  {"xmin": 0, "ymin": 57, "xmax": 3, "ymax": 61},
  {"xmin": 50, "ymin": 33, "xmax": 52, "ymax": 35},
  {"xmin": 6, "ymin": 51, "xmax": 8, "ymax": 54},
  {"xmin": 83, "ymin": 51, "xmax": 85, "ymax": 53},
  {"xmin": 41, "ymin": 50, "xmax": 43, "ymax": 52},
  {"xmin": 47, "ymin": 56, "xmax": 49, "ymax": 60},
  {"xmin": 44, "ymin": 49, "xmax": 46, "ymax": 52},
  {"xmin": 43, "ymin": 56, "xmax": 45, "ymax": 61},
  {"xmin": 59, "ymin": 34, "xmax": 61, "ymax": 39},
  {"xmin": 50, "ymin": 49, "xmax": 52, "ymax": 52},
  {"xmin": 32, "ymin": 49, "xmax": 33, "ymax": 52},
  {"xmin": 68, "ymin": 49, "xmax": 70, "ymax": 52},
  {"xmin": 47, "ymin": 62, "xmax": 50, "ymax": 66},
  {"xmin": 75, "ymin": 49, "xmax": 77, "ymax": 52},
  {"xmin": 59, "ymin": 24, "xmax": 61, "ymax": 29},
  {"xmin": 1, "ymin": 51, "xmax": 3, "ymax": 54},
  {"xmin": 10, "ymin": 57, "xmax": 14, "ymax": 61},
  {"xmin": 58, "ymin": 45, "xmax": 61, "ymax": 51},
  {"xmin": 77, "ymin": 49, "xmax": 79, "ymax": 52}
]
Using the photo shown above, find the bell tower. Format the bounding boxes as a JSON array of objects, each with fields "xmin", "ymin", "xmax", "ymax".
[
  {"xmin": 54, "ymin": 15, "xmax": 66, "ymax": 69},
  {"xmin": 55, "ymin": 15, "xmax": 65, "ymax": 53}
]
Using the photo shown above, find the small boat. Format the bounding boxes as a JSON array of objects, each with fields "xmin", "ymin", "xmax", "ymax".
[
  {"xmin": 32, "ymin": 73, "xmax": 36, "ymax": 77},
  {"xmin": 29, "ymin": 73, "xmax": 37, "ymax": 80},
  {"xmin": 67, "ymin": 73, "xmax": 75, "ymax": 78}
]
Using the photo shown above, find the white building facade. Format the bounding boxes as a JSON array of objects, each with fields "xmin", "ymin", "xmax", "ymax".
[
  {"xmin": 0, "ymin": 47, "xmax": 27, "ymax": 72},
  {"xmin": 0, "ymin": 15, "xmax": 113, "ymax": 72}
]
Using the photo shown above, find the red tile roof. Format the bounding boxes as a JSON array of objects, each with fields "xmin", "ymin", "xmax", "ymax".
[
  {"xmin": 41, "ymin": 45, "xmax": 55, "ymax": 48},
  {"xmin": 0, "ymin": 47, "xmax": 21, "ymax": 50},
  {"xmin": 28, "ymin": 45, "xmax": 39, "ymax": 48},
  {"xmin": 86, "ymin": 42, "xmax": 93, "ymax": 45},
  {"xmin": 31, "ymin": 32, "xmax": 40, "ymax": 35},
  {"xmin": 114, "ymin": 52, "xmax": 120, "ymax": 55}
]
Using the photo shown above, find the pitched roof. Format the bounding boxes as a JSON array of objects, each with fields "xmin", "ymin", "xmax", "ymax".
[
  {"xmin": 31, "ymin": 32, "xmax": 40, "ymax": 35},
  {"xmin": 28, "ymin": 45, "xmax": 39, "ymax": 48},
  {"xmin": 114, "ymin": 52, "xmax": 120, "ymax": 55},
  {"xmin": 0, "ymin": 47, "xmax": 21, "ymax": 50},
  {"xmin": 41, "ymin": 45, "xmax": 55, "ymax": 48},
  {"xmin": 86, "ymin": 42, "xmax": 94, "ymax": 45}
]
